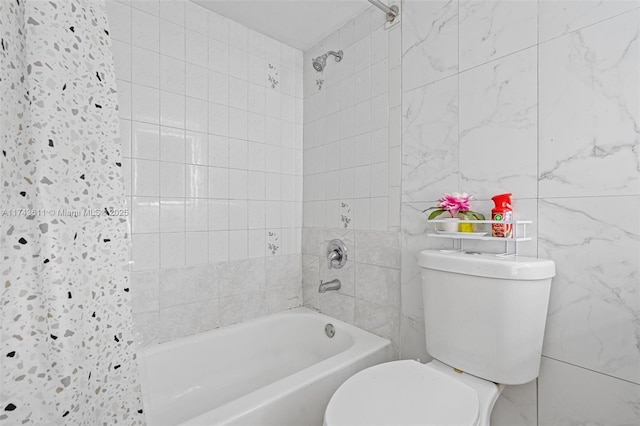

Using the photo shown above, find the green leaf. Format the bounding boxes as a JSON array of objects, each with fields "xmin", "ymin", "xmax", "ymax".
[
  {"xmin": 458, "ymin": 211, "xmax": 485, "ymax": 220},
  {"xmin": 421, "ymin": 206, "xmax": 441, "ymax": 212},
  {"xmin": 426, "ymin": 209, "xmax": 446, "ymax": 220}
]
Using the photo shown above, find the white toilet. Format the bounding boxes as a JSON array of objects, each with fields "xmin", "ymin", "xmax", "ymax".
[{"xmin": 324, "ymin": 249, "xmax": 555, "ymax": 426}]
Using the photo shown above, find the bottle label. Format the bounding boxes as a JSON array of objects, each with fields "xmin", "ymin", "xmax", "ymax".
[{"xmin": 492, "ymin": 211, "xmax": 513, "ymax": 238}]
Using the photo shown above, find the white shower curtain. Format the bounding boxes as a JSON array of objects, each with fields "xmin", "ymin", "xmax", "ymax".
[{"xmin": 0, "ymin": 0, "xmax": 143, "ymax": 423}]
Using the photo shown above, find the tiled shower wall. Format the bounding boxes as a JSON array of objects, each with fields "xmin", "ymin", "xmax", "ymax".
[
  {"xmin": 401, "ymin": 1, "xmax": 639, "ymax": 425},
  {"xmin": 301, "ymin": 6, "xmax": 403, "ymax": 353},
  {"xmin": 105, "ymin": 0, "xmax": 304, "ymax": 345}
]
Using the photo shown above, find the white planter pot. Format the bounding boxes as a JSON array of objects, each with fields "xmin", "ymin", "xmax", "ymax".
[{"xmin": 437, "ymin": 218, "xmax": 460, "ymax": 232}]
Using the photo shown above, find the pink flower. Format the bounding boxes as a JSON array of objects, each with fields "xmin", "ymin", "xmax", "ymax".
[{"xmin": 437, "ymin": 192, "xmax": 473, "ymax": 218}]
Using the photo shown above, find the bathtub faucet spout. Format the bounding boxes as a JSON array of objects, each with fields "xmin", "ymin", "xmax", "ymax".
[{"xmin": 319, "ymin": 279, "xmax": 341, "ymax": 293}]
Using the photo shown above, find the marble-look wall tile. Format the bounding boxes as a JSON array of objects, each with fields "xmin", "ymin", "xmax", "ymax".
[
  {"xmin": 491, "ymin": 381, "xmax": 537, "ymax": 426},
  {"xmin": 402, "ymin": 0, "xmax": 459, "ymax": 91},
  {"xmin": 158, "ymin": 264, "xmax": 216, "ymax": 307},
  {"xmin": 459, "ymin": 47, "xmax": 538, "ymax": 198},
  {"xmin": 159, "ymin": 299, "xmax": 219, "ymax": 342},
  {"xmin": 133, "ymin": 311, "xmax": 160, "ymax": 348},
  {"xmin": 539, "ymin": 11, "xmax": 639, "ymax": 198},
  {"xmin": 265, "ymin": 254, "xmax": 302, "ymax": 288},
  {"xmin": 319, "ymin": 292, "xmax": 355, "ymax": 324},
  {"xmin": 354, "ymin": 263, "xmax": 400, "ymax": 308},
  {"xmin": 399, "ymin": 314, "xmax": 429, "ymax": 362},
  {"xmin": 539, "ymin": 196, "xmax": 640, "ymax": 384},
  {"xmin": 219, "ymin": 292, "xmax": 266, "ymax": 326},
  {"xmin": 354, "ymin": 230, "xmax": 400, "ymax": 268},
  {"xmin": 265, "ymin": 254, "xmax": 303, "ymax": 313},
  {"xmin": 539, "ymin": 0, "xmax": 640, "ymax": 42},
  {"xmin": 130, "ymin": 269, "xmax": 160, "ymax": 313},
  {"xmin": 215, "ymin": 257, "xmax": 266, "ymax": 298},
  {"xmin": 302, "ymin": 254, "xmax": 320, "ymax": 309},
  {"xmin": 354, "ymin": 299, "xmax": 400, "ymax": 350},
  {"xmin": 538, "ymin": 357, "xmax": 640, "ymax": 425},
  {"xmin": 459, "ymin": 0, "xmax": 537, "ymax": 70},
  {"xmin": 402, "ymin": 76, "xmax": 458, "ymax": 203}
]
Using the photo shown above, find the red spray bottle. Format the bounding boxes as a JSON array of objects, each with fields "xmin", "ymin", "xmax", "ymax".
[{"xmin": 491, "ymin": 193, "xmax": 513, "ymax": 238}]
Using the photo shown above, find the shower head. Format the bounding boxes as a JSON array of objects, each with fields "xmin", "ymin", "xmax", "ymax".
[{"xmin": 312, "ymin": 50, "xmax": 343, "ymax": 72}]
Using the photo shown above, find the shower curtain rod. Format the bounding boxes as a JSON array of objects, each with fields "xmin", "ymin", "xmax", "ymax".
[{"xmin": 368, "ymin": 0, "xmax": 399, "ymax": 22}]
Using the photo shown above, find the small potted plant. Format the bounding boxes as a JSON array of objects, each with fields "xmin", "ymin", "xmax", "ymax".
[{"xmin": 423, "ymin": 192, "xmax": 485, "ymax": 232}]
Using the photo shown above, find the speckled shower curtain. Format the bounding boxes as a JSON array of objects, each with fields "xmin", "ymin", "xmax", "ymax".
[{"xmin": 0, "ymin": 0, "xmax": 143, "ymax": 424}]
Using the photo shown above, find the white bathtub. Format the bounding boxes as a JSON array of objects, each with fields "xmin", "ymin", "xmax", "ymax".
[{"xmin": 137, "ymin": 307, "xmax": 392, "ymax": 426}]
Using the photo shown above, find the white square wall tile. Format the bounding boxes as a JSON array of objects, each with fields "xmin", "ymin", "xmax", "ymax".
[
  {"xmin": 208, "ymin": 167, "xmax": 229, "ymax": 199},
  {"xmin": 160, "ymin": 162, "xmax": 185, "ymax": 197},
  {"xmin": 229, "ymin": 200, "xmax": 248, "ymax": 230},
  {"xmin": 248, "ymin": 229, "xmax": 266, "ymax": 258},
  {"xmin": 160, "ymin": 91, "xmax": 186, "ymax": 129},
  {"xmin": 208, "ymin": 39, "xmax": 229, "ymax": 74},
  {"xmin": 131, "ymin": 8, "xmax": 159, "ymax": 52},
  {"xmin": 208, "ymin": 135, "xmax": 229, "ymax": 168},
  {"xmin": 370, "ymin": 197, "xmax": 388, "ymax": 231},
  {"xmin": 185, "ymin": 64, "xmax": 208, "ymax": 100},
  {"xmin": 132, "ymin": 159, "xmax": 159, "ymax": 196},
  {"xmin": 131, "ymin": 122, "xmax": 160, "ymax": 160},
  {"xmin": 209, "ymin": 71, "xmax": 229, "ymax": 105},
  {"xmin": 209, "ymin": 103, "xmax": 229, "ymax": 137},
  {"xmin": 159, "ymin": 0, "xmax": 184, "ymax": 26},
  {"xmin": 185, "ymin": 98, "xmax": 208, "ymax": 133},
  {"xmin": 131, "ymin": 196, "xmax": 160, "ymax": 234},
  {"xmin": 160, "ymin": 232, "xmax": 185, "ymax": 268},
  {"xmin": 160, "ymin": 55, "xmax": 186, "ymax": 95},
  {"xmin": 247, "ymin": 171, "xmax": 266, "ymax": 200},
  {"xmin": 208, "ymin": 11, "xmax": 229, "ymax": 42},
  {"xmin": 228, "ymin": 20, "xmax": 248, "ymax": 50},
  {"xmin": 131, "ymin": 46, "xmax": 159, "ymax": 88},
  {"xmin": 132, "ymin": 84, "xmax": 160, "ymax": 125},
  {"xmin": 229, "ymin": 46, "xmax": 248, "ymax": 80},
  {"xmin": 120, "ymin": 119, "xmax": 132, "ymax": 158},
  {"xmin": 229, "ymin": 230, "xmax": 248, "ymax": 260},
  {"xmin": 186, "ymin": 232, "xmax": 208, "ymax": 266},
  {"xmin": 186, "ymin": 30, "xmax": 208, "ymax": 68},
  {"xmin": 208, "ymin": 199, "xmax": 229, "ymax": 231},
  {"xmin": 112, "ymin": 40, "xmax": 132, "ymax": 82},
  {"xmin": 117, "ymin": 79, "xmax": 132, "ymax": 120},
  {"xmin": 209, "ymin": 230, "xmax": 229, "ymax": 263},
  {"xmin": 160, "ymin": 20, "xmax": 185, "ymax": 60},
  {"xmin": 185, "ymin": 198, "xmax": 208, "ymax": 232},
  {"xmin": 186, "ymin": 131, "xmax": 208, "ymax": 165},
  {"xmin": 106, "ymin": 0, "xmax": 132, "ymax": 43},
  {"xmin": 132, "ymin": 233, "xmax": 159, "ymax": 271},
  {"xmin": 229, "ymin": 169, "xmax": 248, "ymax": 199},
  {"xmin": 186, "ymin": 164, "xmax": 208, "ymax": 198},
  {"xmin": 370, "ymin": 163, "xmax": 389, "ymax": 197},
  {"xmin": 160, "ymin": 198, "xmax": 185, "ymax": 233},
  {"xmin": 160, "ymin": 126, "xmax": 185, "ymax": 163}
]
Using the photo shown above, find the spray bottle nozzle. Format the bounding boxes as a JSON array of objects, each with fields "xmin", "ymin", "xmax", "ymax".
[{"xmin": 491, "ymin": 193, "xmax": 512, "ymax": 208}]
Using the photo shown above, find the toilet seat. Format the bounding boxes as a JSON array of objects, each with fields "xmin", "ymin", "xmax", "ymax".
[{"xmin": 324, "ymin": 360, "xmax": 499, "ymax": 426}]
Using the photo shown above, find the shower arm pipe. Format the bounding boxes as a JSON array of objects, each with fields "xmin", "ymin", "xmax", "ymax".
[{"xmin": 368, "ymin": 0, "xmax": 398, "ymax": 22}]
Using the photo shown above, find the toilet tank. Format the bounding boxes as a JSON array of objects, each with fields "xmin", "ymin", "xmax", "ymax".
[{"xmin": 418, "ymin": 250, "xmax": 555, "ymax": 385}]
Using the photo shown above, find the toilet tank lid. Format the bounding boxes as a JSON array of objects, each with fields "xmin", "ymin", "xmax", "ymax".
[{"xmin": 418, "ymin": 250, "xmax": 556, "ymax": 280}]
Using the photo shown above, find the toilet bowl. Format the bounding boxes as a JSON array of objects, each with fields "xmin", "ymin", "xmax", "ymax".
[
  {"xmin": 324, "ymin": 360, "xmax": 502, "ymax": 426},
  {"xmin": 323, "ymin": 249, "xmax": 555, "ymax": 426}
]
